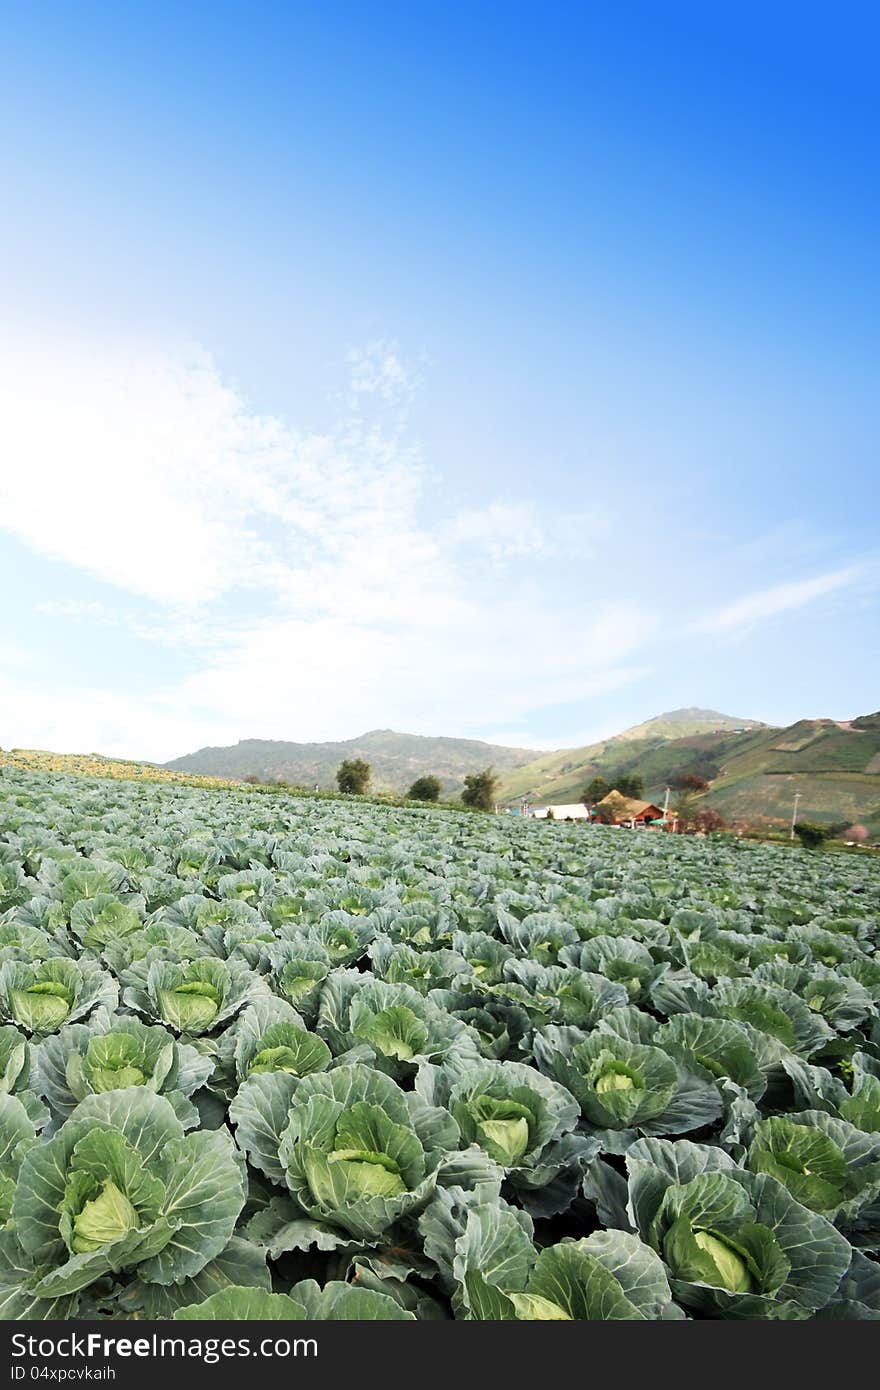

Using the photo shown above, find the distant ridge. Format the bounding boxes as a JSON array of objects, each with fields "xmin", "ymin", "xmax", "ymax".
[
  {"xmin": 165, "ymin": 729, "xmax": 537, "ymax": 795},
  {"xmin": 162, "ymin": 712, "xmax": 760, "ymax": 796},
  {"xmin": 6, "ymin": 704, "xmax": 877, "ymax": 831}
]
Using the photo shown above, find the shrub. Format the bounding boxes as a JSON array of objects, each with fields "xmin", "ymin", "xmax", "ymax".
[
  {"xmin": 407, "ymin": 776, "xmax": 442, "ymax": 802},
  {"xmin": 794, "ymin": 821, "xmax": 828, "ymax": 850}
]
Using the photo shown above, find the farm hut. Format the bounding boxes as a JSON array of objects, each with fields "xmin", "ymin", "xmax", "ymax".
[{"xmin": 591, "ymin": 791, "xmax": 668, "ymax": 827}]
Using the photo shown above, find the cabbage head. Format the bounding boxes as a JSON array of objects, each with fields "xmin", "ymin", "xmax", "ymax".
[
  {"xmin": 417, "ymin": 1057, "xmax": 594, "ymax": 1216},
  {"xmin": 534, "ymin": 1025, "xmax": 721, "ymax": 1145},
  {"xmin": 0, "ymin": 959, "xmax": 117, "ymax": 1038},
  {"xmin": 217, "ymin": 997, "xmax": 332, "ymax": 1094},
  {"xmin": 121, "ymin": 957, "xmax": 267, "ymax": 1037},
  {"xmin": 626, "ymin": 1137, "xmax": 852, "ymax": 1318},
  {"xmin": 36, "ymin": 1012, "xmax": 214, "ymax": 1127},
  {"xmin": 747, "ymin": 1112, "xmax": 880, "ymax": 1224},
  {"xmin": 230, "ymin": 1064, "xmax": 457, "ymax": 1243},
  {"xmin": 6, "ymin": 1089, "xmax": 246, "ymax": 1299},
  {"xmin": 69, "ymin": 894, "xmax": 145, "ymax": 952},
  {"xmin": 317, "ymin": 971, "xmax": 479, "ymax": 1078},
  {"xmin": 459, "ymin": 1223, "xmax": 681, "ymax": 1321},
  {"xmin": 264, "ymin": 940, "xmax": 332, "ymax": 1025}
]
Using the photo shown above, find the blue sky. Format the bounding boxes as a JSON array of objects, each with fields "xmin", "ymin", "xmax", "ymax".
[{"xmin": 1, "ymin": 2, "xmax": 877, "ymax": 761}]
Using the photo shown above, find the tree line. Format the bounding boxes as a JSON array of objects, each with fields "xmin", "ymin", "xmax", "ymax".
[{"xmin": 335, "ymin": 759, "xmax": 499, "ymax": 810}]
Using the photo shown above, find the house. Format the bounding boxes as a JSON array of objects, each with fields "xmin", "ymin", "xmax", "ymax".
[
  {"xmin": 590, "ymin": 790, "xmax": 670, "ymax": 828},
  {"xmin": 529, "ymin": 802, "xmax": 591, "ymax": 820}
]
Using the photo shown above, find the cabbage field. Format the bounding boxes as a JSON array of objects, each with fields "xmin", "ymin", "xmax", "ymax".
[{"xmin": 0, "ymin": 765, "xmax": 878, "ymax": 1322}]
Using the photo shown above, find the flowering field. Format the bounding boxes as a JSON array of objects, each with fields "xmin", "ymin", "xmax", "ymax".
[
  {"xmin": 0, "ymin": 764, "xmax": 878, "ymax": 1321},
  {"xmin": 0, "ymin": 747, "xmax": 236, "ymax": 788}
]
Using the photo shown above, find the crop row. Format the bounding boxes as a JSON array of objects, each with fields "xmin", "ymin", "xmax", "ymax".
[{"xmin": 0, "ymin": 766, "xmax": 877, "ymax": 1320}]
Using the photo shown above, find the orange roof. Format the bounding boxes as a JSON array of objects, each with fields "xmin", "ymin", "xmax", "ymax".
[{"xmin": 594, "ymin": 792, "xmax": 666, "ymax": 819}]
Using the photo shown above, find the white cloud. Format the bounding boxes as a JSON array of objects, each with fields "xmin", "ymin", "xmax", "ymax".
[
  {"xmin": 0, "ymin": 330, "xmax": 429, "ymax": 610},
  {"xmin": 445, "ymin": 502, "xmax": 550, "ymax": 561},
  {"xmin": 35, "ymin": 600, "xmax": 112, "ymax": 622},
  {"xmin": 347, "ymin": 340, "xmax": 420, "ymax": 405},
  {"xmin": 695, "ymin": 567, "xmax": 861, "ymax": 636},
  {"xmin": 0, "ymin": 672, "xmax": 221, "ymax": 763},
  {"xmin": 444, "ymin": 500, "xmax": 606, "ymax": 565},
  {"xmin": 1, "ymin": 334, "xmax": 282, "ymax": 605},
  {"xmin": 0, "ymin": 328, "xmax": 657, "ymax": 760}
]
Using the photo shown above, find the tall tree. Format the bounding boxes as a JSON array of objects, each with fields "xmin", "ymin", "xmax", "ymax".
[
  {"xmin": 461, "ymin": 767, "xmax": 499, "ymax": 811},
  {"xmin": 336, "ymin": 759, "xmax": 371, "ymax": 794},
  {"xmin": 616, "ymin": 773, "xmax": 644, "ymax": 799},
  {"xmin": 582, "ymin": 776, "xmax": 610, "ymax": 805},
  {"xmin": 670, "ymin": 771, "xmax": 710, "ymax": 793}
]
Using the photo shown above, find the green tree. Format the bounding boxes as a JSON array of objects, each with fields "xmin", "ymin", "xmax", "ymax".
[
  {"xmin": 407, "ymin": 775, "xmax": 442, "ymax": 802},
  {"xmin": 794, "ymin": 821, "xmax": 828, "ymax": 850},
  {"xmin": 675, "ymin": 790, "xmax": 699, "ymax": 832},
  {"xmin": 336, "ymin": 759, "xmax": 371, "ymax": 795},
  {"xmin": 616, "ymin": 773, "xmax": 645, "ymax": 799},
  {"xmin": 461, "ymin": 767, "xmax": 499, "ymax": 811},
  {"xmin": 582, "ymin": 776, "xmax": 610, "ymax": 806}
]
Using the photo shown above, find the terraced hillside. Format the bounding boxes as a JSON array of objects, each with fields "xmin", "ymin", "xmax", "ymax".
[
  {"xmin": 499, "ymin": 714, "xmax": 880, "ymax": 836},
  {"xmin": 705, "ymin": 719, "xmax": 880, "ymax": 832}
]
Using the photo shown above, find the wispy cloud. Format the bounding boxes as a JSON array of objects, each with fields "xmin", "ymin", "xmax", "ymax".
[
  {"xmin": 346, "ymin": 340, "xmax": 421, "ymax": 406},
  {"xmin": 694, "ymin": 567, "xmax": 864, "ymax": 637},
  {"xmin": 0, "ymin": 328, "xmax": 655, "ymax": 760},
  {"xmin": 35, "ymin": 600, "xmax": 112, "ymax": 622}
]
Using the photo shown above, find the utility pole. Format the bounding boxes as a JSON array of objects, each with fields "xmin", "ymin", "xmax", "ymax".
[{"xmin": 790, "ymin": 791, "xmax": 802, "ymax": 840}]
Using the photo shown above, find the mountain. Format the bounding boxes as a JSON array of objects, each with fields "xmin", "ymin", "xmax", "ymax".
[
  {"xmin": 164, "ymin": 711, "xmax": 759, "ymax": 800},
  {"xmin": 164, "ymin": 729, "xmax": 537, "ymax": 795},
  {"xmin": 610, "ymin": 708, "xmax": 760, "ymax": 742},
  {"xmin": 497, "ymin": 712, "xmax": 880, "ymax": 836},
  {"xmin": 496, "ymin": 709, "xmax": 763, "ymax": 804}
]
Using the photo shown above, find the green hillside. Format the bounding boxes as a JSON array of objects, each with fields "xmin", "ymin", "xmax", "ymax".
[
  {"xmin": 497, "ymin": 708, "xmax": 762, "ymax": 804},
  {"xmin": 165, "ymin": 728, "xmax": 537, "ymax": 795},
  {"xmin": 702, "ymin": 719, "xmax": 880, "ymax": 833},
  {"xmin": 498, "ymin": 713, "xmax": 880, "ymax": 835},
  {"xmin": 611, "ymin": 707, "xmax": 760, "ymax": 742}
]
